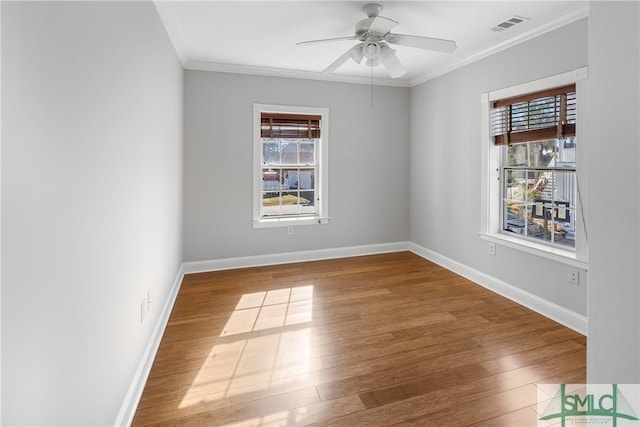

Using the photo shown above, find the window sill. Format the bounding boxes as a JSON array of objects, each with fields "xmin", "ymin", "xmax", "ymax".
[
  {"xmin": 479, "ymin": 232, "xmax": 588, "ymax": 270},
  {"xmin": 252, "ymin": 216, "xmax": 329, "ymax": 229}
]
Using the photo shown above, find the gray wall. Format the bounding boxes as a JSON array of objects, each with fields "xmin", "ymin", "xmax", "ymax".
[
  {"xmin": 409, "ymin": 18, "xmax": 589, "ymax": 316},
  {"xmin": 2, "ymin": 2, "xmax": 183, "ymax": 425},
  {"xmin": 183, "ymin": 71, "xmax": 410, "ymax": 262},
  {"xmin": 587, "ymin": 1, "xmax": 640, "ymax": 383}
]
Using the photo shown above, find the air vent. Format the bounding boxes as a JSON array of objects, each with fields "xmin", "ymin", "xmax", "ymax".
[{"xmin": 491, "ymin": 16, "xmax": 529, "ymax": 32}]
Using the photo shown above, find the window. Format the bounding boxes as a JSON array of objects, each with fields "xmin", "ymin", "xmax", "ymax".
[
  {"xmin": 480, "ymin": 69, "xmax": 588, "ymax": 266},
  {"xmin": 252, "ymin": 104, "xmax": 329, "ymax": 228},
  {"xmin": 494, "ymin": 85, "xmax": 577, "ymax": 249}
]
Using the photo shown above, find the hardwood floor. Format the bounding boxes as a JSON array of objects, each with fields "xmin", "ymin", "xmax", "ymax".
[{"xmin": 132, "ymin": 251, "xmax": 586, "ymax": 426}]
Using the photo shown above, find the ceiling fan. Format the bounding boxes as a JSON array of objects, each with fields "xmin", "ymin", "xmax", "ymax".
[{"xmin": 297, "ymin": 3, "xmax": 457, "ymax": 78}]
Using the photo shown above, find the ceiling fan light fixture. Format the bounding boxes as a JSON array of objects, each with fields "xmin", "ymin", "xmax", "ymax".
[
  {"xmin": 365, "ymin": 57, "xmax": 381, "ymax": 67},
  {"xmin": 349, "ymin": 45, "xmax": 364, "ymax": 64},
  {"xmin": 379, "ymin": 43, "xmax": 406, "ymax": 78},
  {"xmin": 299, "ymin": 3, "xmax": 457, "ymax": 78},
  {"xmin": 363, "ymin": 36, "xmax": 380, "ymax": 60},
  {"xmin": 379, "ymin": 42, "xmax": 394, "ymax": 58}
]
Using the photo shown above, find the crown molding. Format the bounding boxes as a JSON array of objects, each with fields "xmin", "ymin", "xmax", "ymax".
[
  {"xmin": 409, "ymin": 3, "xmax": 589, "ymax": 87},
  {"xmin": 184, "ymin": 60, "xmax": 410, "ymax": 87},
  {"xmin": 153, "ymin": 1, "xmax": 188, "ymax": 66},
  {"xmin": 154, "ymin": 0, "xmax": 406, "ymax": 87},
  {"xmin": 156, "ymin": 1, "xmax": 588, "ymax": 89}
]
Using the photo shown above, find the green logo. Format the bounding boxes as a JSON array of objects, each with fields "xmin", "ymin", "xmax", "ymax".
[{"xmin": 539, "ymin": 384, "xmax": 639, "ymax": 426}]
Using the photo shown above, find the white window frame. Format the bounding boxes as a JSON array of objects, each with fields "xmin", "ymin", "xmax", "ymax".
[
  {"xmin": 480, "ymin": 68, "xmax": 588, "ymax": 269},
  {"xmin": 252, "ymin": 103, "xmax": 329, "ymax": 229}
]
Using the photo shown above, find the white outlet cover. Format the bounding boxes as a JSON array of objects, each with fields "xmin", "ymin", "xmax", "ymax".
[
  {"xmin": 568, "ymin": 268, "xmax": 579, "ymax": 285},
  {"xmin": 141, "ymin": 298, "xmax": 147, "ymax": 322}
]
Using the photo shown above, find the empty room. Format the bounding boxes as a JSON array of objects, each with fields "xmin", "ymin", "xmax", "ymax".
[{"xmin": 2, "ymin": 1, "xmax": 639, "ymax": 426}]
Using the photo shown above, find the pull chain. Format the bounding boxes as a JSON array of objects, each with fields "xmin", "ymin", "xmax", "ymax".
[{"xmin": 370, "ymin": 61, "xmax": 374, "ymax": 107}]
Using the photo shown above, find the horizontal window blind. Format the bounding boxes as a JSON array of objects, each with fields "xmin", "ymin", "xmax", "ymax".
[
  {"xmin": 261, "ymin": 113, "xmax": 321, "ymax": 139},
  {"xmin": 491, "ymin": 84, "xmax": 576, "ymax": 145}
]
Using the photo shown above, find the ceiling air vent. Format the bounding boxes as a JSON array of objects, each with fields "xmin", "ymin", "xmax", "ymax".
[{"xmin": 491, "ymin": 16, "xmax": 529, "ymax": 32}]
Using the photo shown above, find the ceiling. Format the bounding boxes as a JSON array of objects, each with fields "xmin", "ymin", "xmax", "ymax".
[{"xmin": 154, "ymin": 1, "xmax": 588, "ymax": 87}]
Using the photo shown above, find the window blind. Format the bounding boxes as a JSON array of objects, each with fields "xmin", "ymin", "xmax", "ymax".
[
  {"xmin": 261, "ymin": 113, "xmax": 321, "ymax": 139},
  {"xmin": 491, "ymin": 84, "xmax": 576, "ymax": 145}
]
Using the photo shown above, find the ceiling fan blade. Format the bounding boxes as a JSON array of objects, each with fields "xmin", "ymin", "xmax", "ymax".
[
  {"xmin": 297, "ymin": 36, "xmax": 357, "ymax": 46},
  {"xmin": 367, "ymin": 15, "xmax": 398, "ymax": 35},
  {"xmin": 379, "ymin": 44, "xmax": 406, "ymax": 78},
  {"xmin": 384, "ymin": 33, "xmax": 457, "ymax": 53},
  {"xmin": 323, "ymin": 44, "xmax": 364, "ymax": 74}
]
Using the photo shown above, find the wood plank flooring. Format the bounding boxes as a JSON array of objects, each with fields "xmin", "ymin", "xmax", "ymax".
[{"xmin": 132, "ymin": 251, "xmax": 586, "ymax": 426}]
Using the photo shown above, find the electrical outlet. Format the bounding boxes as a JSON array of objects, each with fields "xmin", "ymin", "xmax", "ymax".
[
  {"xmin": 488, "ymin": 242, "xmax": 496, "ymax": 256},
  {"xmin": 287, "ymin": 226, "xmax": 294, "ymax": 235},
  {"xmin": 568, "ymin": 268, "xmax": 579, "ymax": 285},
  {"xmin": 140, "ymin": 298, "xmax": 147, "ymax": 323}
]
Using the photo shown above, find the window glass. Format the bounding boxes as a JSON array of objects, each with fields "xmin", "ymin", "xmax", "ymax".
[
  {"xmin": 263, "ymin": 140, "xmax": 280, "ymax": 164},
  {"xmin": 502, "ymin": 138, "xmax": 576, "ymax": 248},
  {"xmin": 254, "ymin": 104, "xmax": 328, "ymax": 227},
  {"xmin": 260, "ymin": 138, "xmax": 319, "ymax": 219}
]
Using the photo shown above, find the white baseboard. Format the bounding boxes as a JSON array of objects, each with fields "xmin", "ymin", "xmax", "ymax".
[
  {"xmin": 113, "ymin": 265, "xmax": 185, "ymax": 427},
  {"xmin": 182, "ymin": 241, "xmax": 411, "ymax": 274},
  {"xmin": 407, "ymin": 242, "xmax": 587, "ymax": 335}
]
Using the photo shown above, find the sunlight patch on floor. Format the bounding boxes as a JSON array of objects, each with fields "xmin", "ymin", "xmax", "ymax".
[{"xmin": 179, "ymin": 285, "xmax": 315, "ymax": 409}]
